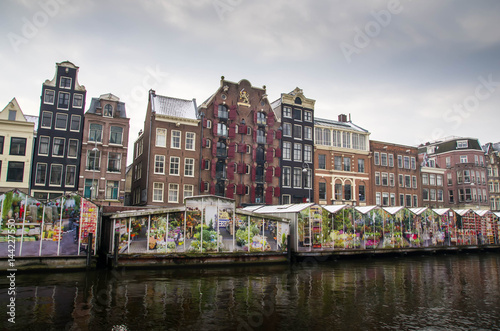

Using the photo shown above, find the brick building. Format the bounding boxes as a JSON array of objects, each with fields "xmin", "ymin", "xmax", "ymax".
[
  {"xmin": 370, "ymin": 141, "xmax": 422, "ymax": 208},
  {"xmin": 314, "ymin": 115, "xmax": 370, "ymax": 206},
  {"xmin": 78, "ymin": 93, "xmax": 129, "ymax": 206},
  {"xmin": 420, "ymin": 166, "xmax": 446, "ymax": 208},
  {"xmin": 483, "ymin": 142, "xmax": 500, "ymax": 211},
  {"xmin": 197, "ymin": 77, "xmax": 281, "ymax": 206},
  {"xmin": 418, "ymin": 137, "xmax": 488, "ymax": 209},
  {"xmin": 131, "ymin": 90, "xmax": 199, "ymax": 206},
  {"xmin": 271, "ymin": 87, "xmax": 315, "ymax": 204}
]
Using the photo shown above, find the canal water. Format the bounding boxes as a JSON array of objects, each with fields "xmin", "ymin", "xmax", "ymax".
[{"xmin": 2, "ymin": 253, "xmax": 500, "ymax": 330}]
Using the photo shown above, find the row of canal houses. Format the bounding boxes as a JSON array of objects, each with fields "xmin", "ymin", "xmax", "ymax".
[{"xmin": 1, "ymin": 61, "xmax": 500, "ymax": 213}]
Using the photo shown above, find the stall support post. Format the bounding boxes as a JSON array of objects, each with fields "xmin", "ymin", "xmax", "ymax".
[
  {"xmin": 86, "ymin": 232, "xmax": 93, "ymax": 269},
  {"xmin": 113, "ymin": 232, "xmax": 119, "ymax": 268}
]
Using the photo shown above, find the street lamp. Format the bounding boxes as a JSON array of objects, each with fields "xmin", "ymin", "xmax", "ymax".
[{"xmin": 302, "ymin": 162, "xmax": 311, "ymax": 203}]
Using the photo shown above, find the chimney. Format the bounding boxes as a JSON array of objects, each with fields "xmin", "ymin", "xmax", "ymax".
[{"xmin": 338, "ymin": 114, "xmax": 347, "ymax": 122}]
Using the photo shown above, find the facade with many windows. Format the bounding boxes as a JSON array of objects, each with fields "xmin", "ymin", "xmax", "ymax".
[
  {"xmin": 418, "ymin": 137, "xmax": 489, "ymax": 209},
  {"xmin": 198, "ymin": 78, "xmax": 281, "ymax": 206},
  {"xmin": 78, "ymin": 93, "xmax": 129, "ymax": 206},
  {"xmin": 483, "ymin": 142, "xmax": 500, "ymax": 211},
  {"xmin": 272, "ymin": 87, "xmax": 315, "ymax": 204},
  {"xmin": 314, "ymin": 114, "xmax": 370, "ymax": 206},
  {"xmin": 30, "ymin": 61, "xmax": 86, "ymax": 202},
  {"xmin": 0, "ymin": 98, "xmax": 35, "ymax": 194},
  {"xmin": 131, "ymin": 90, "xmax": 199, "ymax": 206},
  {"xmin": 370, "ymin": 141, "xmax": 422, "ymax": 208}
]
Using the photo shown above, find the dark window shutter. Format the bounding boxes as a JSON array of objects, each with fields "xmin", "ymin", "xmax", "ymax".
[
  {"xmin": 211, "ymin": 159, "xmax": 216, "ymax": 178},
  {"xmin": 267, "ymin": 112, "xmax": 275, "ymax": 126},
  {"xmin": 228, "ymin": 143, "xmax": 236, "ymax": 158},
  {"xmin": 251, "ymin": 186, "xmax": 256, "ymax": 203},
  {"xmin": 237, "ymin": 162, "xmax": 244, "ymax": 174},
  {"xmin": 275, "ymin": 148, "xmax": 282, "ymax": 158},
  {"xmin": 236, "ymin": 184, "xmax": 244, "ymax": 195},
  {"xmin": 266, "ymin": 148, "xmax": 273, "ymax": 163},
  {"xmin": 210, "ymin": 183, "xmax": 215, "ymax": 195},
  {"xmin": 253, "ymin": 111, "xmax": 257, "ymax": 124},
  {"xmin": 228, "ymin": 124, "xmax": 236, "ymax": 139},
  {"xmin": 252, "ymin": 145, "xmax": 257, "ymax": 161},
  {"xmin": 212, "ymin": 119, "xmax": 218, "ymax": 136},
  {"xmin": 202, "ymin": 138, "xmax": 206, "ymax": 148},
  {"xmin": 251, "ymin": 165, "xmax": 256, "ymax": 181},
  {"xmin": 203, "ymin": 118, "xmax": 207, "ymax": 128},
  {"xmin": 253, "ymin": 129, "xmax": 257, "ymax": 142},
  {"xmin": 226, "ymin": 184, "xmax": 234, "ymax": 199},
  {"xmin": 229, "ymin": 105, "xmax": 237, "ymax": 120},
  {"xmin": 237, "ymin": 143, "xmax": 245, "ymax": 153},
  {"xmin": 274, "ymin": 187, "xmax": 280, "ymax": 197},
  {"xmin": 276, "ymin": 129, "xmax": 282, "ymax": 139},
  {"xmin": 200, "ymin": 181, "xmax": 205, "ymax": 192},
  {"xmin": 212, "ymin": 140, "xmax": 217, "ymax": 157},
  {"xmin": 214, "ymin": 103, "xmax": 218, "ymax": 117},
  {"xmin": 265, "ymin": 187, "xmax": 273, "ymax": 204},
  {"xmin": 201, "ymin": 159, "xmax": 206, "ymax": 169},
  {"xmin": 266, "ymin": 129, "xmax": 274, "ymax": 144},
  {"xmin": 275, "ymin": 166, "xmax": 281, "ymax": 177},
  {"xmin": 227, "ymin": 162, "xmax": 235, "ymax": 180},
  {"xmin": 266, "ymin": 167, "xmax": 273, "ymax": 183},
  {"xmin": 238, "ymin": 124, "xmax": 247, "ymax": 134}
]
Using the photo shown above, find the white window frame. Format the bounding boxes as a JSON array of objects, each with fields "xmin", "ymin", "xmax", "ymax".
[
  {"xmin": 171, "ymin": 130, "xmax": 181, "ymax": 149},
  {"xmin": 184, "ymin": 184, "xmax": 194, "ymax": 199},
  {"xmin": 184, "ymin": 158, "xmax": 195, "ymax": 177},
  {"xmin": 169, "ymin": 156, "xmax": 180, "ymax": 175},
  {"xmin": 168, "ymin": 183, "xmax": 179, "ymax": 203},
  {"xmin": 156, "ymin": 128, "xmax": 167, "ymax": 147},
  {"xmin": 153, "ymin": 182, "xmax": 164, "ymax": 202},
  {"xmin": 154, "ymin": 155, "xmax": 165, "ymax": 174},
  {"xmin": 185, "ymin": 132, "xmax": 195, "ymax": 150}
]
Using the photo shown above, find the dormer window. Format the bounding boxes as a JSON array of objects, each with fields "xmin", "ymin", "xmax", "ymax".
[
  {"xmin": 457, "ymin": 140, "xmax": 468, "ymax": 149},
  {"xmin": 60, "ymin": 77, "xmax": 72, "ymax": 89},
  {"xmin": 294, "ymin": 97, "xmax": 302, "ymax": 105},
  {"xmin": 104, "ymin": 104, "xmax": 113, "ymax": 117}
]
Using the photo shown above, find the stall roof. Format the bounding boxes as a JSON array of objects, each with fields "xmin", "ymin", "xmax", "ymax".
[
  {"xmin": 243, "ymin": 203, "xmax": 315, "ymax": 214},
  {"xmin": 241, "ymin": 205, "xmax": 264, "ymax": 212},
  {"xmin": 408, "ymin": 207, "xmax": 428, "ymax": 215},
  {"xmin": 382, "ymin": 206, "xmax": 405, "ymax": 215},
  {"xmin": 322, "ymin": 205, "xmax": 348, "ymax": 214},
  {"xmin": 110, "ymin": 206, "xmax": 186, "ymax": 219},
  {"xmin": 495, "ymin": 212, "xmax": 500, "ymax": 218},
  {"xmin": 355, "ymin": 205, "xmax": 378, "ymax": 214},
  {"xmin": 432, "ymin": 208, "xmax": 451, "ymax": 216},
  {"xmin": 454, "ymin": 209, "xmax": 473, "ymax": 216},
  {"xmin": 473, "ymin": 209, "xmax": 492, "ymax": 217}
]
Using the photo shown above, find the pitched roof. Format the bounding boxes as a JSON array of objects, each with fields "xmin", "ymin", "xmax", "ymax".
[
  {"xmin": 86, "ymin": 97, "xmax": 128, "ymax": 118},
  {"xmin": 153, "ymin": 94, "xmax": 197, "ymax": 120}
]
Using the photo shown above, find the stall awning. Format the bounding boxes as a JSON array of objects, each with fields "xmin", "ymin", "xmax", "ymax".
[
  {"xmin": 355, "ymin": 205, "xmax": 379, "ymax": 215},
  {"xmin": 409, "ymin": 207, "xmax": 428, "ymax": 215},
  {"xmin": 322, "ymin": 205, "xmax": 348, "ymax": 214},
  {"xmin": 432, "ymin": 208, "xmax": 451, "ymax": 216},
  {"xmin": 382, "ymin": 206, "xmax": 405, "ymax": 215}
]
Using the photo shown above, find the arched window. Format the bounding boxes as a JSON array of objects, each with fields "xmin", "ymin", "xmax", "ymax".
[
  {"xmin": 104, "ymin": 104, "xmax": 113, "ymax": 117},
  {"xmin": 256, "ymin": 146, "xmax": 265, "ymax": 162},
  {"xmin": 256, "ymin": 112, "xmax": 266, "ymax": 125},
  {"xmin": 256, "ymin": 129, "xmax": 266, "ymax": 144},
  {"xmin": 256, "ymin": 165, "xmax": 264, "ymax": 183},
  {"xmin": 294, "ymin": 97, "xmax": 302, "ymax": 105},
  {"xmin": 218, "ymin": 104, "xmax": 228, "ymax": 119},
  {"xmin": 217, "ymin": 123, "xmax": 227, "ymax": 137},
  {"xmin": 217, "ymin": 141, "xmax": 227, "ymax": 157},
  {"xmin": 216, "ymin": 161, "xmax": 226, "ymax": 180}
]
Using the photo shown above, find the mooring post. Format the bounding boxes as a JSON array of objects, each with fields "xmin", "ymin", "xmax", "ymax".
[
  {"xmin": 114, "ymin": 232, "xmax": 119, "ymax": 268},
  {"xmin": 86, "ymin": 233, "xmax": 93, "ymax": 269}
]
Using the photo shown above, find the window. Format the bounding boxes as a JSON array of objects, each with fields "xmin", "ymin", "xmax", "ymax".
[
  {"xmin": 153, "ymin": 183, "xmax": 164, "ymax": 202},
  {"xmin": 293, "ymin": 168, "xmax": 302, "ymax": 188},
  {"xmin": 105, "ymin": 181, "xmax": 119, "ymax": 200},
  {"xmin": 304, "ymin": 126, "xmax": 312, "ymax": 140},
  {"xmin": 283, "ymin": 107, "xmax": 291, "ymax": 118},
  {"xmin": 342, "ymin": 132, "xmax": 351, "ymax": 149},
  {"xmin": 44, "ymin": 90, "xmax": 55, "ymax": 104},
  {"xmin": 38, "ymin": 136, "xmax": 50, "ymax": 155},
  {"xmin": 359, "ymin": 185, "xmax": 366, "ymax": 201},
  {"xmin": 170, "ymin": 157, "xmax": 180, "ymax": 175},
  {"xmin": 59, "ymin": 76, "xmax": 72, "ymax": 89},
  {"xmin": 84, "ymin": 179, "xmax": 98, "ymax": 199},
  {"xmin": 104, "ymin": 104, "xmax": 113, "ymax": 117},
  {"xmin": 397, "ymin": 155, "xmax": 403, "ymax": 168},
  {"xmin": 376, "ymin": 192, "xmax": 381, "ymax": 206},
  {"xmin": 304, "ymin": 145, "xmax": 312, "ymax": 163},
  {"xmin": 155, "ymin": 128, "xmax": 167, "ymax": 147},
  {"xmin": 293, "ymin": 108, "xmax": 302, "ymax": 121},
  {"xmin": 186, "ymin": 132, "xmax": 195, "ymax": 150},
  {"xmin": 413, "ymin": 195, "xmax": 418, "ymax": 207},
  {"xmin": 304, "ymin": 169, "xmax": 312, "ymax": 189},
  {"xmin": 457, "ymin": 140, "xmax": 468, "ymax": 148},
  {"xmin": 86, "ymin": 149, "xmax": 100, "ymax": 170},
  {"xmin": 171, "ymin": 130, "xmax": 181, "ymax": 148},
  {"xmin": 382, "ymin": 173, "xmax": 388, "ymax": 186},
  {"xmin": 319, "ymin": 182, "xmax": 326, "ymax": 200},
  {"xmin": 304, "ymin": 110, "xmax": 312, "ymax": 122},
  {"xmin": 67, "ymin": 139, "xmax": 78, "ymax": 158},
  {"xmin": 437, "ymin": 175, "xmax": 443, "ymax": 186},
  {"xmin": 399, "ymin": 174, "xmax": 403, "ymax": 187},
  {"xmin": 389, "ymin": 173, "xmax": 395, "ymax": 187},
  {"xmin": 404, "ymin": 156, "xmax": 410, "ymax": 169},
  {"xmin": 457, "ymin": 170, "xmax": 462, "ymax": 184},
  {"xmin": 293, "ymin": 144, "xmax": 302, "ymax": 162},
  {"xmin": 49, "ymin": 164, "xmax": 63, "ymax": 186},
  {"xmin": 411, "ymin": 157, "xmax": 416, "ymax": 170},
  {"xmin": 390, "ymin": 193, "xmax": 396, "ymax": 206},
  {"xmin": 70, "ymin": 115, "xmax": 81, "ymax": 131},
  {"xmin": 73, "ymin": 94, "xmax": 83, "ymax": 108},
  {"xmin": 446, "ymin": 157, "xmax": 451, "ymax": 167},
  {"xmin": 256, "ymin": 111, "xmax": 266, "ymax": 124},
  {"xmin": 184, "ymin": 184, "xmax": 194, "ymax": 199},
  {"xmin": 358, "ymin": 159, "xmax": 365, "ymax": 173},
  {"xmin": 206, "ymin": 120, "xmax": 212, "ymax": 129},
  {"xmin": 65, "ymin": 165, "xmax": 76, "ymax": 186},
  {"xmin": 168, "ymin": 183, "xmax": 179, "ymax": 203},
  {"xmin": 283, "ymin": 123, "xmax": 292, "ymax": 137},
  {"xmin": 334, "ymin": 156, "xmax": 342, "ymax": 171},
  {"xmin": 154, "ymin": 155, "xmax": 165, "ymax": 174},
  {"xmin": 460, "ymin": 155, "xmax": 467, "ymax": 163},
  {"xmin": 10, "ymin": 137, "xmax": 26, "ymax": 155},
  {"xmin": 52, "ymin": 138, "xmax": 65, "ymax": 157},
  {"xmin": 217, "ymin": 141, "xmax": 227, "ymax": 158},
  {"xmin": 375, "ymin": 172, "xmax": 380, "ymax": 186},
  {"xmin": 381, "ymin": 153, "xmax": 387, "ymax": 166},
  {"xmin": 55, "ymin": 113, "xmax": 68, "ymax": 130},
  {"xmin": 109, "ymin": 126, "xmax": 123, "ymax": 145},
  {"xmin": 352, "ymin": 134, "xmax": 366, "ymax": 150},
  {"xmin": 57, "ymin": 92, "xmax": 70, "ymax": 109},
  {"xmin": 412, "ymin": 176, "xmax": 417, "ymax": 189},
  {"xmin": 217, "ymin": 123, "xmax": 228, "ymax": 138},
  {"xmin": 400, "ymin": 194, "xmax": 404, "ymax": 206},
  {"xmin": 437, "ymin": 190, "xmax": 443, "ymax": 201},
  {"xmin": 374, "ymin": 152, "xmax": 380, "ymax": 165},
  {"xmin": 41, "ymin": 111, "xmax": 52, "ymax": 128},
  {"xmin": 344, "ymin": 183, "xmax": 352, "ymax": 200},
  {"xmin": 405, "ymin": 175, "xmax": 411, "ymax": 188},
  {"xmin": 406, "ymin": 194, "xmax": 412, "ymax": 207},
  {"xmin": 389, "ymin": 154, "xmax": 394, "ymax": 167},
  {"xmin": 423, "ymin": 189, "xmax": 429, "ymax": 200},
  {"xmin": 343, "ymin": 157, "xmax": 351, "ymax": 172},
  {"xmin": 382, "ymin": 193, "xmax": 389, "ymax": 206},
  {"xmin": 7, "ymin": 162, "xmax": 24, "ymax": 182},
  {"xmin": 430, "ymin": 189, "xmax": 437, "ymax": 201},
  {"xmin": 283, "ymin": 167, "xmax": 291, "ymax": 187},
  {"xmin": 89, "ymin": 123, "xmax": 102, "ymax": 142},
  {"xmin": 463, "ymin": 170, "xmax": 470, "ymax": 183},
  {"xmin": 283, "ymin": 142, "xmax": 291, "ymax": 160},
  {"xmin": 335, "ymin": 183, "xmax": 342, "ymax": 200},
  {"xmin": 185, "ymin": 158, "xmax": 194, "ymax": 177},
  {"xmin": 318, "ymin": 154, "xmax": 326, "ymax": 170},
  {"xmin": 35, "ymin": 163, "xmax": 47, "ymax": 185},
  {"xmin": 293, "ymin": 125, "xmax": 302, "ymax": 139},
  {"xmin": 108, "ymin": 152, "xmax": 121, "ymax": 172},
  {"xmin": 135, "ymin": 162, "xmax": 142, "ymax": 180},
  {"xmin": 474, "ymin": 155, "xmax": 479, "ymax": 165}
]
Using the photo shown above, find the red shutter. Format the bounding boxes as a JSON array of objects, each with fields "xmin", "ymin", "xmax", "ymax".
[
  {"xmin": 265, "ymin": 187, "xmax": 273, "ymax": 204},
  {"xmin": 237, "ymin": 143, "xmax": 245, "ymax": 153},
  {"xmin": 212, "ymin": 119, "xmax": 218, "ymax": 136},
  {"xmin": 228, "ymin": 124, "xmax": 236, "ymax": 139},
  {"xmin": 229, "ymin": 105, "xmax": 237, "ymax": 120},
  {"xmin": 275, "ymin": 148, "xmax": 282, "ymax": 158},
  {"xmin": 228, "ymin": 143, "xmax": 236, "ymax": 158},
  {"xmin": 211, "ymin": 159, "xmax": 216, "ymax": 178},
  {"xmin": 210, "ymin": 183, "xmax": 215, "ymax": 195},
  {"xmin": 212, "ymin": 140, "xmax": 217, "ymax": 157},
  {"xmin": 276, "ymin": 129, "xmax": 282, "ymax": 139},
  {"xmin": 252, "ymin": 145, "xmax": 257, "ymax": 161},
  {"xmin": 238, "ymin": 124, "xmax": 247, "ymax": 134},
  {"xmin": 202, "ymin": 139, "xmax": 206, "ymax": 148},
  {"xmin": 237, "ymin": 184, "xmax": 244, "ymax": 195},
  {"xmin": 275, "ymin": 166, "xmax": 281, "ymax": 177},
  {"xmin": 227, "ymin": 162, "xmax": 235, "ymax": 180},
  {"xmin": 226, "ymin": 184, "xmax": 234, "ymax": 199},
  {"xmin": 237, "ymin": 162, "xmax": 244, "ymax": 174},
  {"xmin": 253, "ymin": 111, "xmax": 257, "ymax": 124},
  {"xmin": 266, "ymin": 129, "xmax": 274, "ymax": 144},
  {"xmin": 200, "ymin": 181, "xmax": 205, "ymax": 192},
  {"xmin": 267, "ymin": 112, "xmax": 275, "ymax": 126},
  {"xmin": 251, "ymin": 165, "xmax": 256, "ymax": 181},
  {"xmin": 253, "ymin": 129, "xmax": 257, "ymax": 142},
  {"xmin": 250, "ymin": 186, "xmax": 256, "ymax": 203},
  {"xmin": 214, "ymin": 103, "xmax": 218, "ymax": 117},
  {"xmin": 266, "ymin": 167, "xmax": 273, "ymax": 183},
  {"xmin": 201, "ymin": 159, "xmax": 206, "ymax": 170},
  {"xmin": 266, "ymin": 148, "xmax": 274, "ymax": 163},
  {"xmin": 274, "ymin": 187, "xmax": 280, "ymax": 197},
  {"xmin": 203, "ymin": 118, "xmax": 207, "ymax": 128}
]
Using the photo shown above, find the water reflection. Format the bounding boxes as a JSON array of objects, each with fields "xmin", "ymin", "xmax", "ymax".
[{"xmin": 1, "ymin": 254, "xmax": 500, "ymax": 330}]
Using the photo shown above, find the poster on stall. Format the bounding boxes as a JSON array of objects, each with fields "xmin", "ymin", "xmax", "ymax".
[{"xmin": 79, "ymin": 198, "xmax": 98, "ymax": 255}]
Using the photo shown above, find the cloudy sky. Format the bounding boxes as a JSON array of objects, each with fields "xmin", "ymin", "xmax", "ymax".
[{"xmin": 2, "ymin": 0, "xmax": 500, "ymax": 164}]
